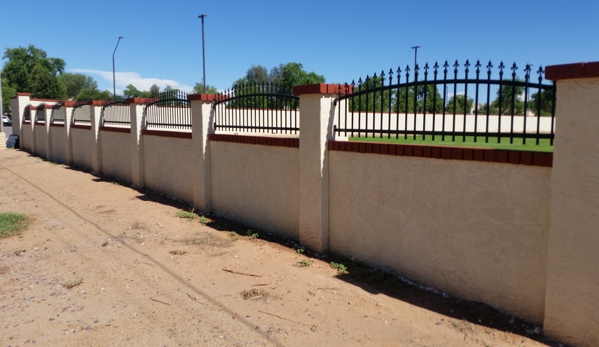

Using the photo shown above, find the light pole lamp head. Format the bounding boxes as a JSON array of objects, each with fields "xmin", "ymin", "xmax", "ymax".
[
  {"xmin": 119, "ymin": 36, "xmax": 124, "ymax": 40},
  {"xmin": 411, "ymin": 46, "xmax": 420, "ymax": 50},
  {"xmin": 199, "ymin": 14, "xmax": 207, "ymax": 19}
]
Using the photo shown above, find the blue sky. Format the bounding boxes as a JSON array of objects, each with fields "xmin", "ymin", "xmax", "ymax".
[{"xmin": 1, "ymin": 0, "xmax": 598, "ymax": 95}]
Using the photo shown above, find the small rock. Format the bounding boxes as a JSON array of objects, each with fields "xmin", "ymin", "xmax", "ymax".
[
  {"xmin": 85, "ymin": 326, "xmax": 91, "ymax": 330},
  {"xmin": 49, "ymin": 318, "xmax": 54, "ymax": 321}
]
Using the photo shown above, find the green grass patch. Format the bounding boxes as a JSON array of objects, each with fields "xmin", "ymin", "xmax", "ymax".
[
  {"xmin": 176, "ymin": 209, "xmax": 198, "ymax": 219},
  {"xmin": 0, "ymin": 212, "xmax": 29, "ymax": 238},
  {"xmin": 350, "ymin": 135, "xmax": 553, "ymax": 153}
]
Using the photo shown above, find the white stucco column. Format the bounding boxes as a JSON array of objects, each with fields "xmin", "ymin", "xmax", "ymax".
[
  {"xmin": 544, "ymin": 62, "xmax": 599, "ymax": 347},
  {"xmin": 128, "ymin": 98, "xmax": 148, "ymax": 188},
  {"xmin": 90, "ymin": 101, "xmax": 104, "ymax": 173},
  {"xmin": 63, "ymin": 101, "xmax": 75, "ymax": 164},
  {"xmin": 189, "ymin": 94, "xmax": 216, "ymax": 213},
  {"xmin": 44, "ymin": 105, "xmax": 53, "ymax": 161},
  {"xmin": 294, "ymin": 84, "xmax": 342, "ymax": 253},
  {"xmin": 9, "ymin": 92, "xmax": 31, "ymax": 137}
]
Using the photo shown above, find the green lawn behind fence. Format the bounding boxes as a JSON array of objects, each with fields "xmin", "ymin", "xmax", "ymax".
[{"xmin": 350, "ymin": 135, "xmax": 554, "ymax": 153}]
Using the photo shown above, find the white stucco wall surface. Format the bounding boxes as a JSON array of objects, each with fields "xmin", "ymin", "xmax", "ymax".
[
  {"xmin": 544, "ymin": 78, "xmax": 599, "ymax": 347},
  {"xmin": 34, "ymin": 124, "xmax": 48, "ymax": 159},
  {"xmin": 100, "ymin": 130, "xmax": 132, "ymax": 182},
  {"xmin": 211, "ymin": 141, "xmax": 300, "ymax": 240},
  {"xmin": 50, "ymin": 126, "xmax": 67, "ymax": 164},
  {"xmin": 70, "ymin": 128, "xmax": 94, "ymax": 170},
  {"xmin": 20, "ymin": 124, "xmax": 33, "ymax": 152},
  {"xmin": 143, "ymin": 135, "xmax": 193, "ymax": 203},
  {"xmin": 329, "ymin": 151, "xmax": 551, "ymax": 324}
]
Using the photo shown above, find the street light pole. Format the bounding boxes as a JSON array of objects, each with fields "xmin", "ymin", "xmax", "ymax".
[
  {"xmin": 199, "ymin": 14, "xmax": 207, "ymax": 94},
  {"xmin": 411, "ymin": 46, "xmax": 420, "ymax": 70},
  {"xmin": 0, "ymin": 71, "xmax": 4, "ymax": 133},
  {"xmin": 112, "ymin": 36, "xmax": 124, "ymax": 101}
]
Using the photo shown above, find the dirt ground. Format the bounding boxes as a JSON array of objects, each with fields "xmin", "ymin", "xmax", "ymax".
[{"xmin": 0, "ymin": 149, "xmax": 566, "ymax": 347}]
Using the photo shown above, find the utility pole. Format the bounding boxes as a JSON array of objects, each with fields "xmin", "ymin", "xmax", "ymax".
[
  {"xmin": 199, "ymin": 14, "xmax": 207, "ymax": 93},
  {"xmin": 112, "ymin": 36, "xmax": 124, "ymax": 100}
]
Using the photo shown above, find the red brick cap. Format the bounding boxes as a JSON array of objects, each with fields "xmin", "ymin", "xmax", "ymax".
[
  {"xmin": 17, "ymin": 92, "xmax": 31, "ymax": 96},
  {"xmin": 28, "ymin": 105, "xmax": 37, "ymax": 110},
  {"xmin": 126, "ymin": 97, "xmax": 156, "ymax": 104},
  {"xmin": 187, "ymin": 93, "xmax": 218, "ymax": 102},
  {"xmin": 62, "ymin": 101, "xmax": 77, "ymax": 107},
  {"xmin": 546, "ymin": 61, "xmax": 599, "ymax": 81},
  {"xmin": 293, "ymin": 83, "xmax": 354, "ymax": 96}
]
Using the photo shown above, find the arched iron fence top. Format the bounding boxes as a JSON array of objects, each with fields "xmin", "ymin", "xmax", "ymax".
[
  {"xmin": 102, "ymin": 100, "xmax": 128, "ymax": 110},
  {"xmin": 71, "ymin": 101, "xmax": 92, "ymax": 124},
  {"xmin": 143, "ymin": 90, "xmax": 190, "ymax": 109},
  {"xmin": 332, "ymin": 59, "xmax": 556, "ymax": 147},
  {"xmin": 144, "ymin": 90, "xmax": 191, "ymax": 130},
  {"xmin": 213, "ymin": 82, "xmax": 298, "ymax": 108},
  {"xmin": 50, "ymin": 104, "xmax": 64, "ymax": 123},
  {"xmin": 52, "ymin": 103, "xmax": 61, "ymax": 110},
  {"xmin": 334, "ymin": 60, "xmax": 553, "ymax": 105}
]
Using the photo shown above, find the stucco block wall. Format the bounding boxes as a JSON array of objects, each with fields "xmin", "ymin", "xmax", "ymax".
[
  {"xmin": 70, "ymin": 128, "xmax": 94, "ymax": 170},
  {"xmin": 329, "ymin": 151, "xmax": 551, "ymax": 323},
  {"xmin": 34, "ymin": 124, "xmax": 48, "ymax": 159},
  {"xmin": 143, "ymin": 135, "xmax": 193, "ymax": 203},
  {"xmin": 210, "ymin": 141, "xmax": 300, "ymax": 239},
  {"xmin": 50, "ymin": 126, "xmax": 67, "ymax": 164},
  {"xmin": 100, "ymin": 130, "xmax": 132, "ymax": 182},
  {"xmin": 20, "ymin": 124, "xmax": 33, "ymax": 152}
]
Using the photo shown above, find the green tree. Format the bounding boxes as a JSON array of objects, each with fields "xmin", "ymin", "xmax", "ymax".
[
  {"xmin": 529, "ymin": 89, "xmax": 554, "ymax": 116},
  {"xmin": 59, "ymin": 72, "xmax": 98, "ymax": 99},
  {"xmin": 149, "ymin": 84, "xmax": 160, "ymax": 98},
  {"xmin": 123, "ymin": 84, "xmax": 143, "ymax": 98},
  {"xmin": 75, "ymin": 88, "xmax": 111, "ymax": 101},
  {"xmin": 1, "ymin": 77, "xmax": 17, "ymax": 113},
  {"xmin": 2, "ymin": 45, "xmax": 67, "ymax": 101},
  {"xmin": 280, "ymin": 62, "xmax": 325, "ymax": 89},
  {"xmin": 192, "ymin": 83, "xmax": 219, "ymax": 94},
  {"xmin": 446, "ymin": 94, "xmax": 474, "ymax": 114},
  {"xmin": 491, "ymin": 79, "xmax": 525, "ymax": 115}
]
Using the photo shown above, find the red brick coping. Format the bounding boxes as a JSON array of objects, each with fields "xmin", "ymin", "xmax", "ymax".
[
  {"xmin": 141, "ymin": 129, "xmax": 192, "ymax": 139},
  {"xmin": 208, "ymin": 134, "xmax": 300, "ymax": 148},
  {"xmin": 50, "ymin": 123, "xmax": 64, "ymax": 128},
  {"xmin": 328, "ymin": 141, "xmax": 552, "ymax": 167},
  {"xmin": 71, "ymin": 124, "xmax": 91, "ymax": 130},
  {"xmin": 100, "ymin": 126, "xmax": 131, "ymax": 134},
  {"xmin": 293, "ymin": 83, "xmax": 354, "ymax": 96},
  {"xmin": 546, "ymin": 61, "xmax": 599, "ymax": 80}
]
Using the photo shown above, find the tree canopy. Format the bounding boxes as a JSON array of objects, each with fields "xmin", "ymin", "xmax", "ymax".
[
  {"xmin": 232, "ymin": 62, "xmax": 325, "ymax": 90},
  {"xmin": 2, "ymin": 45, "xmax": 67, "ymax": 109},
  {"xmin": 1, "ymin": 45, "xmax": 111, "ymax": 110}
]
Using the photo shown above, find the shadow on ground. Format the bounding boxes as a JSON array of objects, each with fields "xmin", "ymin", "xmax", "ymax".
[{"xmin": 40, "ymin": 156, "xmax": 567, "ymax": 347}]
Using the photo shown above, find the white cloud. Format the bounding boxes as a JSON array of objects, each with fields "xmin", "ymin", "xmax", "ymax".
[{"xmin": 69, "ymin": 69, "xmax": 194, "ymax": 93}]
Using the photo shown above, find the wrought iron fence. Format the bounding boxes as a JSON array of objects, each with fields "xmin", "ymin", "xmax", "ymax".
[
  {"xmin": 144, "ymin": 90, "xmax": 191, "ymax": 130},
  {"xmin": 213, "ymin": 83, "xmax": 299, "ymax": 134},
  {"xmin": 102, "ymin": 100, "xmax": 130, "ymax": 126},
  {"xmin": 50, "ymin": 104, "xmax": 64, "ymax": 123},
  {"xmin": 334, "ymin": 60, "xmax": 555, "ymax": 146},
  {"xmin": 72, "ymin": 102, "xmax": 91, "ymax": 124},
  {"xmin": 34, "ymin": 104, "xmax": 46, "ymax": 122}
]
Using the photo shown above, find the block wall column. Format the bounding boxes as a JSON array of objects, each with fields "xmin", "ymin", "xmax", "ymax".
[
  {"xmin": 63, "ymin": 102, "xmax": 75, "ymax": 164},
  {"xmin": 127, "ymin": 98, "xmax": 150, "ymax": 188},
  {"xmin": 9, "ymin": 92, "xmax": 31, "ymax": 137},
  {"xmin": 90, "ymin": 101, "xmax": 104, "ymax": 173},
  {"xmin": 189, "ymin": 94, "xmax": 216, "ymax": 213},
  {"xmin": 544, "ymin": 62, "xmax": 599, "ymax": 347},
  {"xmin": 294, "ymin": 84, "xmax": 342, "ymax": 253}
]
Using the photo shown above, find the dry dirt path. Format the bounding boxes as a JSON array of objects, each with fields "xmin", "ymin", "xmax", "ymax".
[{"xmin": 0, "ymin": 150, "xmax": 561, "ymax": 347}]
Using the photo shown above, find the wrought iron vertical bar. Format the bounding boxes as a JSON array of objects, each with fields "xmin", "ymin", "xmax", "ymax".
[
  {"xmin": 379, "ymin": 71, "xmax": 384, "ymax": 138},
  {"xmin": 509, "ymin": 63, "xmax": 517, "ymax": 144},
  {"xmin": 413, "ymin": 64, "xmax": 418, "ymax": 142},
  {"xmin": 522, "ymin": 65, "xmax": 530, "ymax": 145},
  {"xmin": 462, "ymin": 60, "xmax": 470, "ymax": 142},
  {"xmin": 404, "ymin": 66, "xmax": 410, "ymax": 140},
  {"xmin": 485, "ymin": 62, "xmax": 492, "ymax": 143},
  {"xmin": 387, "ymin": 71, "xmax": 392, "ymax": 139},
  {"xmin": 358, "ymin": 78, "xmax": 362, "ymax": 138},
  {"xmin": 432, "ymin": 63, "xmax": 438, "ymax": 141},
  {"xmin": 550, "ymin": 81, "xmax": 556, "ymax": 146},
  {"xmin": 365, "ymin": 76, "xmax": 370, "ymax": 139},
  {"xmin": 473, "ymin": 61, "xmax": 481, "ymax": 142},
  {"xmin": 442, "ymin": 61, "xmax": 448, "ymax": 141},
  {"xmin": 497, "ymin": 62, "xmax": 505, "ymax": 144},
  {"xmin": 451, "ymin": 61, "xmax": 459, "ymax": 142},
  {"xmin": 422, "ymin": 64, "xmax": 428, "ymax": 140}
]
